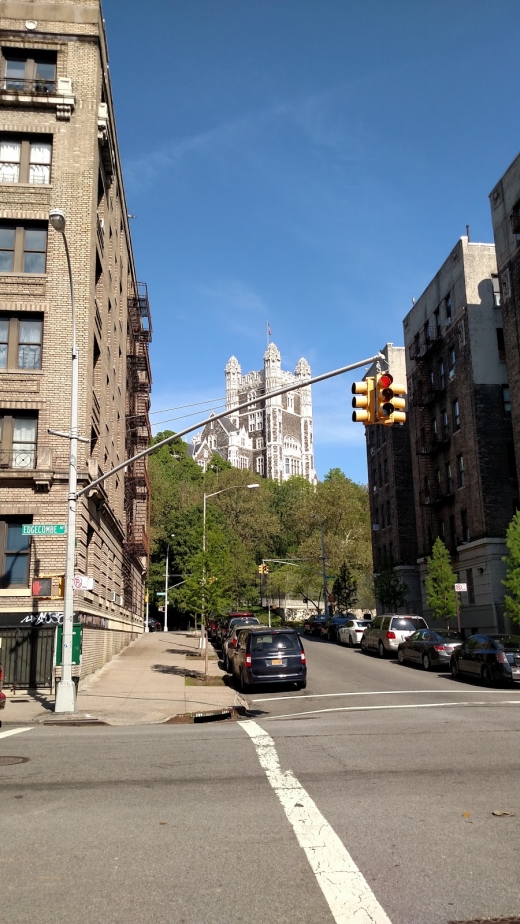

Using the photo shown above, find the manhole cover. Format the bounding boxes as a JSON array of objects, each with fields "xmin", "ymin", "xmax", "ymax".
[{"xmin": 0, "ymin": 756, "xmax": 29, "ymax": 766}]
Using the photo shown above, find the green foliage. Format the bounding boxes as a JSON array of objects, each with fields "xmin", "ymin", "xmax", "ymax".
[
  {"xmin": 503, "ymin": 511, "xmax": 520, "ymax": 629},
  {"xmin": 374, "ymin": 561, "xmax": 408, "ymax": 612},
  {"xmin": 332, "ymin": 562, "xmax": 358, "ymax": 612},
  {"xmin": 148, "ymin": 437, "xmax": 374, "ymax": 621},
  {"xmin": 425, "ymin": 538, "xmax": 457, "ymax": 626}
]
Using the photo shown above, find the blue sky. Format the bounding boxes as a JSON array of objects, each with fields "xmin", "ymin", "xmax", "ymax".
[{"xmin": 104, "ymin": 0, "xmax": 519, "ymax": 483}]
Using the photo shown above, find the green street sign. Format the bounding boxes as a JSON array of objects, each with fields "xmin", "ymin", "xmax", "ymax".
[{"xmin": 22, "ymin": 524, "xmax": 67, "ymax": 536}]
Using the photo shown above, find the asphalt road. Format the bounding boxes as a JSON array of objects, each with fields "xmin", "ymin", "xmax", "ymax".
[{"xmin": 2, "ymin": 636, "xmax": 520, "ymax": 924}]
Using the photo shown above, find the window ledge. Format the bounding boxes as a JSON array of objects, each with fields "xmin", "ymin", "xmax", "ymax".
[
  {"xmin": 0, "ymin": 183, "xmax": 52, "ymax": 190},
  {"xmin": 0, "ymin": 588, "xmax": 31, "ymax": 596},
  {"xmin": 0, "ymin": 369, "xmax": 44, "ymax": 375}
]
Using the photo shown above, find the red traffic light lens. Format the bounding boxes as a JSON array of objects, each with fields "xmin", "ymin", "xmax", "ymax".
[{"xmin": 379, "ymin": 374, "xmax": 393, "ymax": 389}]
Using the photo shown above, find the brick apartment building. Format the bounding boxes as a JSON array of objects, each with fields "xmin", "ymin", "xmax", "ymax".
[
  {"xmin": 191, "ymin": 343, "xmax": 318, "ymax": 484},
  {"xmin": 403, "ymin": 237, "xmax": 516, "ymax": 631},
  {"xmin": 490, "ymin": 154, "xmax": 520, "ymax": 490},
  {"xmin": 0, "ymin": 0, "xmax": 151, "ymax": 676},
  {"xmin": 364, "ymin": 344, "xmax": 421, "ymax": 614}
]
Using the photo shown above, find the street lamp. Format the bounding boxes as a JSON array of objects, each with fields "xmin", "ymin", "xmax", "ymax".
[
  {"xmin": 163, "ymin": 534, "xmax": 175, "ymax": 632},
  {"xmin": 201, "ymin": 483, "xmax": 259, "ymax": 656},
  {"xmin": 311, "ymin": 513, "xmax": 329, "ymax": 619},
  {"xmin": 49, "ymin": 209, "xmax": 78, "ymax": 714}
]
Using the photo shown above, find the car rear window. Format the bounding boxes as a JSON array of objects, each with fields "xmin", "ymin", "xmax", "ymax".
[
  {"xmin": 229, "ymin": 617, "xmax": 259, "ymax": 628},
  {"xmin": 494, "ymin": 636, "xmax": 520, "ymax": 651},
  {"xmin": 251, "ymin": 633, "xmax": 301, "ymax": 652},
  {"xmin": 390, "ymin": 618, "xmax": 427, "ymax": 631},
  {"xmin": 435, "ymin": 631, "xmax": 462, "ymax": 642},
  {"xmin": 356, "ymin": 621, "xmax": 371, "ymax": 627}
]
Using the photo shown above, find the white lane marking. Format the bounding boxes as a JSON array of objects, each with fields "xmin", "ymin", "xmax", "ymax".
[
  {"xmin": 264, "ymin": 700, "xmax": 520, "ymax": 720},
  {"xmin": 251, "ymin": 688, "xmax": 519, "ymax": 703},
  {"xmin": 240, "ymin": 718, "xmax": 392, "ymax": 924},
  {"xmin": 0, "ymin": 726, "xmax": 34, "ymax": 740}
]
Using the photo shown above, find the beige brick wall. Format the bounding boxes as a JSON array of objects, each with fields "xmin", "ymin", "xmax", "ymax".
[{"xmin": 0, "ymin": 0, "xmax": 150, "ymax": 668}]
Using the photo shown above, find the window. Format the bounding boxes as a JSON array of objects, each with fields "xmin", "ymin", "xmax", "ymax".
[
  {"xmin": 449, "ymin": 514, "xmax": 456, "ymax": 552},
  {"xmin": 503, "ymin": 386, "xmax": 511, "ymax": 417},
  {"xmin": 0, "ymin": 413, "xmax": 37, "ymax": 468},
  {"xmin": 383, "ymin": 457, "xmax": 388, "ymax": 483},
  {"xmin": 445, "ymin": 293, "xmax": 452, "ymax": 322},
  {"xmin": 441, "ymin": 409, "xmax": 449, "ymax": 439},
  {"xmin": 506, "ymin": 441, "xmax": 517, "ymax": 479},
  {"xmin": 461, "ymin": 509, "xmax": 469, "ymax": 543},
  {"xmin": 0, "ymin": 517, "xmax": 31, "ymax": 588},
  {"xmin": 496, "ymin": 328, "xmax": 506, "ymax": 361},
  {"xmin": 285, "ymin": 458, "xmax": 290, "ymax": 475},
  {"xmin": 449, "ymin": 346, "xmax": 456, "ymax": 376},
  {"xmin": 433, "ymin": 308, "xmax": 440, "ymax": 337},
  {"xmin": 286, "ymin": 392, "xmax": 294, "ymax": 411},
  {"xmin": 0, "ymin": 315, "xmax": 42, "ymax": 369},
  {"xmin": 432, "ymin": 416, "xmax": 438, "ymax": 439},
  {"xmin": 466, "ymin": 568, "xmax": 475, "ymax": 605},
  {"xmin": 239, "ymin": 455, "xmax": 249, "ymax": 470},
  {"xmin": 438, "ymin": 519, "xmax": 445, "ymax": 542},
  {"xmin": 2, "ymin": 50, "xmax": 56, "ymax": 92},
  {"xmin": 256, "ymin": 410, "xmax": 263, "ymax": 430},
  {"xmin": 445, "ymin": 461, "xmax": 453, "ymax": 494},
  {"xmin": 386, "ymin": 500, "xmax": 391, "ymax": 526},
  {"xmin": 0, "ymin": 136, "xmax": 52, "ymax": 184},
  {"xmin": 255, "ymin": 437, "xmax": 264, "ymax": 450},
  {"xmin": 0, "ymin": 223, "xmax": 47, "ymax": 273},
  {"xmin": 457, "ymin": 453, "xmax": 465, "ymax": 487},
  {"xmin": 256, "ymin": 456, "xmax": 264, "ymax": 475},
  {"xmin": 248, "ymin": 414, "xmax": 255, "ymax": 432},
  {"xmin": 452, "ymin": 399, "xmax": 460, "ymax": 431},
  {"xmin": 492, "ymin": 275, "xmax": 501, "ymax": 307},
  {"xmin": 438, "ymin": 359, "xmax": 445, "ymax": 389}
]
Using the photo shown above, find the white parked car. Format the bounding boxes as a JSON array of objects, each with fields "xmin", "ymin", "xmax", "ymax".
[{"xmin": 338, "ymin": 618, "xmax": 372, "ymax": 648}]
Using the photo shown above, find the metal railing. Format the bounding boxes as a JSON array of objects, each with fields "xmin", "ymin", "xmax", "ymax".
[{"xmin": 2, "ymin": 78, "xmax": 56, "ymax": 94}]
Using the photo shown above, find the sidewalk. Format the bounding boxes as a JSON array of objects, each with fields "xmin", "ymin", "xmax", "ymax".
[{"xmin": 0, "ymin": 632, "xmax": 246, "ymax": 727}]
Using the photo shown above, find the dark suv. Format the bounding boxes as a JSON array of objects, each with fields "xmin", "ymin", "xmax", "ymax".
[{"xmin": 232, "ymin": 627, "xmax": 307, "ymax": 691}]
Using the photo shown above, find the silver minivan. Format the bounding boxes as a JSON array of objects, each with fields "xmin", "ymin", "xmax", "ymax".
[{"xmin": 361, "ymin": 614, "xmax": 428, "ymax": 658}]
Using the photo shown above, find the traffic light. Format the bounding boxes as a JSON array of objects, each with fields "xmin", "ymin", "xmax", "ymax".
[
  {"xmin": 57, "ymin": 575, "xmax": 65, "ymax": 598},
  {"xmin": 375, "ymin": 373, "xmax": 407, "ymax": 426},
  {"xmin": 258, "ymin": 564, "xmax": 270, "ymax": 574},
  {"xmin": 263, "ymin": 564, "xmax": 269, "ymax": 574},
  {"xmin": 32, "ymin": 577, "xmax": 52, "ymax": 597},
  {"xmin": 352, "ymin": 376, "xmax": 375, "ymax": 424}
]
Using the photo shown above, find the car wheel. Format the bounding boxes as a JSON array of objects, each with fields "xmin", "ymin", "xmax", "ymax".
[
  {"xmin": 223, "ymin": 656, "xmax": 230, "ymax": 673},
  {"xmin": 295, "ymin": 680, "xmax": 307, "ymax": 690},
  {"xmin": 398, "ymin": 649, "xmax": 405, "ymax": 664},
  {"xmin": 239, "ymin": 669, "xmax": 249, "ymax": 693},
  {"xmin": 450, "ymin": 658, "xmax": 459, "ymax": 679},
  {"xmin": 378, "ymin": 641, "xmax": 386, "ymax": 659},
  {"xmin": 481, "ymin": 664, "xmax": 494, "ymax": 687},
  {"xmin": 360, "ymin": 637, "xmax": 368, "ymax": 653},
  {"xmin": 422, "ymin": 653, "xmax": 431, "ymax": 671},
  {"xmin": 348, "ymin": 634, "xmax": 354, "ymax": 648}
]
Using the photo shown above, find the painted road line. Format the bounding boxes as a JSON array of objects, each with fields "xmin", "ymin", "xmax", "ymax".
[
  {"xmin": 240, "ymin": 718, "xmax": 392, "ymax": 924},
  {"xmin": 0, "ymin": 727, "xmax": 34, "ymax": 740},
  {"xmin": 251, "ymin": 688, "xmax": 520, "ymax": 703},
  {"xmin": 265, "ymin": 700, "xmax": 520, "ymax": 720}
]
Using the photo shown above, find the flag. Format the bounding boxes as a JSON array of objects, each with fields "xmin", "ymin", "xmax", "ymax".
[{"xmin": 267, "ymin": 322, "xmax": 272, "ymax": 336}]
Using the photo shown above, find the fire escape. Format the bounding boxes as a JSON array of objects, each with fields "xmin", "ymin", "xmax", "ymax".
[
  {"xmin": 409, "ymin": 323, "xmax": 453, "ymax": 555},
  {"xmin": 125, "ymin": 282, "xmax": 152, "ymax": 573}
]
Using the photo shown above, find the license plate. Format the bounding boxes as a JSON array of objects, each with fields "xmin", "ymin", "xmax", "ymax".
[{"xmin": 271, "ymin": 658, "xmax": 283, "ymax": 665}]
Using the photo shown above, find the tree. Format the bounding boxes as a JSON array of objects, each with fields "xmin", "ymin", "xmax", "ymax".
[
  {"xmin": 425, "ymin": 538, "xmax": 457, "ymax": 627},
  {"xmin": 332, "ymin": 562, "xmax": 358, "ymax": 612},
  {"xmin": 503, "ymin": 511, "xmax": 520, "ymax": 629},
  {"xmin": 374, "ymin": 562, "xmax": 408, "ymax": 612}
]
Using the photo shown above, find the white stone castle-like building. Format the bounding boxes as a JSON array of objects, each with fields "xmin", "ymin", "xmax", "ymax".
[{"xmin": 190, "ymin": 344, "xmax": 317, "ymax": 484}]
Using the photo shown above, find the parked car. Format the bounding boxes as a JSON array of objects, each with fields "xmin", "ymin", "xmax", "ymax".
[
  {"xmin": 216, "ymin": 612, "xmax": 255, "ymax": 646},
  {"xmin": 338, "ymin": 618, "xmax": 372, "ymax": 647},
  {"xmin": 232, "ymin": 627, "xmax": 307, "ymax": 691},
  {"xmin": 145, "ymin": 617, "xmax": 162, "ymax": 632},
  {"xmin": 222, "ymin": 617, "xmax": 261, "ymax": 671},
  {"xmin": 397, "ymin": 629, "xmax": 462, "ymax": 670},
  {"xmin": 323, "ymin": 615, "xmax": 352, "ymax": 643},
  {"xmin": 303, "ymin": 614, "xmax": 328, "ymax": 636},
  {"xmin": 361, "ymin": 614, "xmax": 428, "ymax": 658},
  {"xmin": 450, "ymin": 634, "xmax": 520, "ymax": 686},
  {"xmin": 0, "ymin": 658, "xmax": 5, "ymax": 713}
]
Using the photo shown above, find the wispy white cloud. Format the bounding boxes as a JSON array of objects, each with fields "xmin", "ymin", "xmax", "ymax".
[{"xmin": 195, "ymin": 279, "xmax": 270, "ymax": 338}]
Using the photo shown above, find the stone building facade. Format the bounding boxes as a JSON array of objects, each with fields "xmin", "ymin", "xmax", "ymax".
[
  {"xmin": 364, "ymin": 344, "xmax": 421, "ymax": 614},
  {"xmin": 191, "ymin": 343, "xmax": 317, "ymax": 484},
  {"xmin": 403, "ymin": 237, "xmax": 515, "ymax": 632},
  {"xmin": 0, "ymin": 0, "xmax": 151, "ymax": 676}
]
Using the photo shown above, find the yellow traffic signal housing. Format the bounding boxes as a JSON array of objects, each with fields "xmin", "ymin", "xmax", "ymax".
[
  {"xmin": 57, "ymin": 574, "xmax": 65, "ymax": 598},
  {"xmin": 263, "ymin": 564, "xmax": 269, "ymax": 574},
  {"xmin": 351, "ymin": 376, "xmax": 375, "ymax": 424},
  {"xmin": 258, "ymin": 565, "xmax": 263, "ymax": 574},
  {"xmin": 375, "ymin": 373, "xmax": 407, "ymax": 426}
]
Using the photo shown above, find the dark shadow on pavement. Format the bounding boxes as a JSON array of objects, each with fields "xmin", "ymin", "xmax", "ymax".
[{"xmin": 152, "ymin": 663, "xmax": 201, "ymax": 678}]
